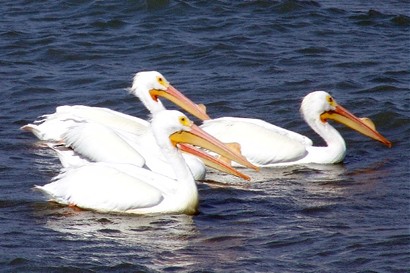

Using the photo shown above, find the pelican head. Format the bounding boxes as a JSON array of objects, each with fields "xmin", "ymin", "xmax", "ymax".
[
  {"xmin": 129, "ymin": 71, "xmax": 210, "ymax": 120},
  {"xmin": 151, "ymin": 110, "xmax": 258, "ymax": 171},
  {"xmin": 301, "ymin": 91, "xmax": 391, "ymax": 147}
]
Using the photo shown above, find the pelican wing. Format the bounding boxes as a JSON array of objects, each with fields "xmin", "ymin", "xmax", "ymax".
[
  {"xmin": 35, "ymin": 164, "xmax": 165, "ymax": 212},
  {"xmin": 47, "ymin": 144, "xmax": 91, "ymax": 168},
  {"xmin": 62, "ymin": 123, "xmax": 146, "ymax": 166},
  {"xmin": 201, "ymin": 117, "xmax": 312, "ymax": 165},
  {"xmin": 22, "ymin": 105, "xmax": 149, "ymax": 141},
  {"xmin": 52, "ymin": 105, "xmax": 150, "ymax": 132}
]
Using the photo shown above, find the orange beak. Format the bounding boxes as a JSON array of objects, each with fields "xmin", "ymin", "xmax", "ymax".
[
  {"xmin": 170, "ymin": 123, "xmax": 259, "ymax": 171},
  {"xmin": 150, "ymin": 85, "xmax": 210, "ymax": 121},
  {"xmin": 321, "ymin": 104, "xmax": 392, "ymax": 147},
  {"xmin": 178, "ymin": 144, "xmax": 251, "ymax": 181}
]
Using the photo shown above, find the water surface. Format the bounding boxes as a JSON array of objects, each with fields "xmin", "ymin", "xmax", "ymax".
[{"xmin": 0, "ymin": 1, "xmax": 409, "ymax": 272}]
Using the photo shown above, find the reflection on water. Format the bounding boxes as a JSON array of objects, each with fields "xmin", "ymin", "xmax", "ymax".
[
  {"xmin": 34, "ymin": 205, "xmax": 200, "ymax": 270},
  {"xmin": 205, "ymin": 163, "xmax": 347, "ymax": 183},
  {"xmin": 204, "ymin": 161, "xmax": 396, "ymax": 220},
  {"xmin": 23, "ymin": 151, "xmax": 408, "ymax": 272},
  {"xmin": 205, "ymin": 160, "xmax": 393, "ymax": 193},
  {"xmin": 29, "ymin": 144, "xmax": 63, "ymax": 176},
  {"xmin": 2, "ymin": 0, "xmax": 408, "ymax": 271}
]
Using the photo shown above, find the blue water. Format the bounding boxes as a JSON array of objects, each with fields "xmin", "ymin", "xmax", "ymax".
[{"xmin": 1, "ymin": 1, "xmax": 409, "ymax": 272}]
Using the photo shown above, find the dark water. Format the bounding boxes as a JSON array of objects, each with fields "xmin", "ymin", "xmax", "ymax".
[{"xmin": 1, "ymin": 1, "xmax": 409, "ymax": 272}]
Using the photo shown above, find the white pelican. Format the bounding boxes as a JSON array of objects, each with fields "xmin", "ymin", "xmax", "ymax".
[
  {"xmin": 201, "ymin": 91, "xmax": 391, "ymax": 167},
  {"xmin": 35, "ymin": 110, "xmax": 255, "ymax": 215},
  {"xmin": 22, "ymin": 71, "xmax": 209, "ymax": 141},
  {"xmin": 22, "ymin": 71, "xmax": 215, "ymax": 179}
]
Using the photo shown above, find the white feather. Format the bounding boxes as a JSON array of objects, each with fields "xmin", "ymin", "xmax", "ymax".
[
  {"xmin": 35, "ymin": 110, "xmax": 201, "ymax": 215},
  {"xmin": 22, "ymin": 71, "xmax": 208, "ymax": 179},
  {"xmin": 200, "ymin": 91, "xmax": 373, "ymax": 167}
]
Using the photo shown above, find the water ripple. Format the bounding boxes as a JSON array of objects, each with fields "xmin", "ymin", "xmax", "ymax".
[{"xmin": 0, "ymin": 1, "xmax": 409, "ymax": 272}]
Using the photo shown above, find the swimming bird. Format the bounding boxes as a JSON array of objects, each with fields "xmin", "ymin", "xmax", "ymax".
[
  {"xmin": 35, "ymin": 110, "xmax": 255, "ymax": 215},
  {"xmin": 22, "ymin": 71, "xmax": 209, "ymax": 141},
  {"xmin": 200, "ymin": 91, "xmax": 391, "ymax": 167},
  {"xmin": 22, "ymin": 71, "xmax": 214, "ymax": 179}
]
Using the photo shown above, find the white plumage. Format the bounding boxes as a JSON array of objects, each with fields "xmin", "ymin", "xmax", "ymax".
[
  {"xmin": 35, "ymin": 110, "xmax": 253, "ymax": 215},
  {"xmin": 201, "ymin": 91, "xmax": 391, "ymax": 167},
  {"xmin": 22, "ymin": 71, "xmax": 211, "ymax": 179}
]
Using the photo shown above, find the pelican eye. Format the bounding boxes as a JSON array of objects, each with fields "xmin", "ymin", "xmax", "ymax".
[
  {"xmin": 156, "ymin": 76, "xmax": 169, "ymax": 88},
  {"xmin": 179, "ymin": 116, "xmax": 191, "ymax": 126},
  {"xmin": 326, "ymin": 95, "xmax": 335, "ymax": 105}
]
